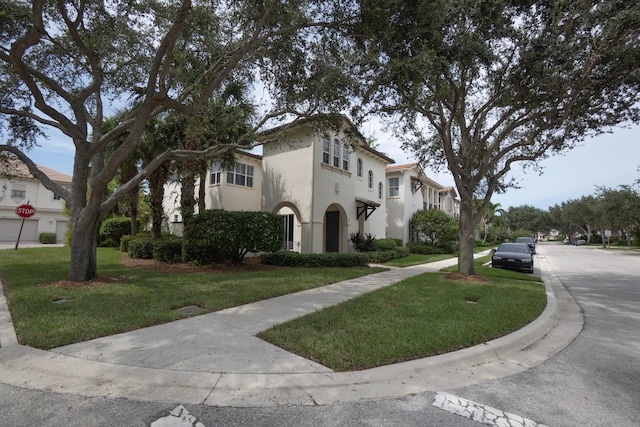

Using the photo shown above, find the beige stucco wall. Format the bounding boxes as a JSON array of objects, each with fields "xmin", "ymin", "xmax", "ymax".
[{"xmin": 262, "ymin": 123, "xmax": 391, "ymax": 254}]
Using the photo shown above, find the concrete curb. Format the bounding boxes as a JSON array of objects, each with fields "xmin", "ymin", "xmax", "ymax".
[{"xmin": 0, "ymin": 249, "xmax": 583, "ymax": 407}]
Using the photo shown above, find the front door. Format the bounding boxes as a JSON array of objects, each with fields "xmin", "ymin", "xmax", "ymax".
[{"xmin": 325, "ymin": 211, "xmax": 340, "ymax": 252}]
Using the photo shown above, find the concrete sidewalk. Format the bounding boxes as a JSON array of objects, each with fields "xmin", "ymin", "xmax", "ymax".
[{"xmin": 0, "ymin": 248, "xmax": 583, "ymax": 407}]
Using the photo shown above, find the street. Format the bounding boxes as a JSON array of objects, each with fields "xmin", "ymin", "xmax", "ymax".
[{"xmin": 1, "ymin": 243, "xmax": 638, "ymax": 426}]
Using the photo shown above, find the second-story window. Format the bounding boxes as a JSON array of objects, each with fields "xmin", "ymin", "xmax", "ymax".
[
  {"xmin": 333, "ymin": 139, "xmax": 340, "ymax": 168},
  {"xmin": 11, "ymin": 189, "xmax": 26, "ymax": 198},
  {"xmin": 322, "ymin": 136, "xmax": 330, "ymax": 164},
  {"xmin": 210, "ymin": 161, "xmax": 222, "ymax": 184},
  {"xmin": 227, "ymin": 163, "xmax": 254, "ymax": 187},
  {"xmin": 357, "ymin": 158, "xmax": 363, "ymax": 177},
  {"xmin": 342, "ymin": 143, "xmax": 349, "ymax": 171},
  {"xmin": 368, "ymin": 170, "xmax": 373, "ymax": 189},
  {"xmin": 389, "ymin": 177, "xmax": 400, "ymax": 197},
  {"xmin": 378, "ymin": 182, "xmax": 383, "ymax": 199}
]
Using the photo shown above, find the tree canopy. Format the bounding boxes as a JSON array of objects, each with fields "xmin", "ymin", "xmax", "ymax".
[
  {"xmin": 0, "ymin": 0, "xmax": 358, "ymax": 280},
  {"xmin": 353, "ymin": 0, "xmax": 640, "ymax": 274}
]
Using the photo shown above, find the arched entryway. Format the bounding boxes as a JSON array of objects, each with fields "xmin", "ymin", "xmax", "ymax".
[
  {"xmin": 273, "ymin": 202, "xmax": 302, "ymax": 252},
  {"xmin": 324, "ymin": 204, "xmax": 347, "ymax": 253}
]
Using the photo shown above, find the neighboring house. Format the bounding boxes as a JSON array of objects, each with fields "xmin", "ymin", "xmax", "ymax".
[
  {"xmin": 0, "ymin": 160, "xmax": 71, "ymax": 243},
  {"xmin": 385, "ymin": 163, "xmax": 460, "ymax": 245}
]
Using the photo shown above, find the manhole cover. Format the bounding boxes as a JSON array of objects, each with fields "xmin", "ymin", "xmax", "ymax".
[{"xmin": 173, "ymin": 305, "xmax": 206, "ymax": 315}]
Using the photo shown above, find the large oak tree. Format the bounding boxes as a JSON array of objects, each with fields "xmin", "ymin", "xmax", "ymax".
[
  {"xmin": 1, "ymin": 0, "xmax": 355, "ymax": 280},
  {"xmin": 354, "ymin": 0, "xmax": 640, "ymax": 274}
]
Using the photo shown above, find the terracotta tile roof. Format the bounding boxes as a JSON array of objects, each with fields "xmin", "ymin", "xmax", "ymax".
[
  {"xmin": 0, "ymin": 157, "xmax": 72, "ymax": 184},
  {"xmin": 386, "ymin": 162, "xmax": 419, "ymax": 171}
]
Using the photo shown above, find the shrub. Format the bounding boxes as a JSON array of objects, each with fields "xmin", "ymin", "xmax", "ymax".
[
  {"xmin": 409, "ymin": 209, "xmax": 458, "ymax": 249},
  {"xmin": 366, "ymin": 247, "xmax": 410, "ymax": 264},
  {"xmin": 374, "ymin": 238, "xmax": 397, "ymax": 251},
  {"xmin": 99, "ymin": 217, "xmax": 132, "ymax": 247},
  {"xmin": 128, "ymin": 237, "xmax": 153, "ymax": 259},
  {"xmin": 153, "ymin": 237, "xmax": 183, "ymax": 263},
  {"xmin": 120, "ymin": 235, "xmax": 135, "ymax": 252},
  {"xmin": 38, "ymin": 232, "xmax": 57, "ymax": 244},
  {"xmin": 262, "ymin": 251, "xmax": 370, "ymax": 267},
  {"xmin": 349, "ymin": 232, "xmax": 376, "ymax": 252},
  {"xmin": 407, "ymin": 242, "xmax": 447, "ymax": 254},
  {"xmin": 184, "ymin": 210, "xmax": 284, "ymax": 263}
]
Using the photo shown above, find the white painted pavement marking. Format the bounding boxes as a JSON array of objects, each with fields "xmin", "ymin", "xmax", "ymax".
[
  {"xmin": 150, "ymin": 405, "xmax": 205, "ymax": 427},
  {"xmin": 432, "ymin": 392, "xmax": 550, "ymax": 427}
]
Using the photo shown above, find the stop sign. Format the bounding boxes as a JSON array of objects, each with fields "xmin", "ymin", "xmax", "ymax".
[{"xmin": 16, "ymin": 204, "xmax": 35, "ymax": 218}]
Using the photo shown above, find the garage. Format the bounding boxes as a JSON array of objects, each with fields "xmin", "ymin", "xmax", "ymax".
[{"xmin": 0, "ymin": 218, "xmax": 39, "ymax": 242}]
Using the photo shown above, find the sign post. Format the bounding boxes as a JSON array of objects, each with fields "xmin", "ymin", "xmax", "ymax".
[{"xmin": 15, "ymin": 202, "xmax": 36, "ymax": 250}]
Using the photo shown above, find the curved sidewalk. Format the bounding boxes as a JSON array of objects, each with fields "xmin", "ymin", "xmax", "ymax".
[{"xmin": 0, "ymin": 249, "xmax": 583, "ymax": 407}]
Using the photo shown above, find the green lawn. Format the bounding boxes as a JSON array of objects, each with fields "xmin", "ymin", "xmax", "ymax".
[
  {"xmin": 259, "ymin": 270, "xmax": 546, "ymax": 371},
  {"xmin": 0, "ymin": 247, "xmax": 384, "ymax": 349},
  {"xmin": 1, "ymin": 247, "xmax": 547, "ymax": 372}
]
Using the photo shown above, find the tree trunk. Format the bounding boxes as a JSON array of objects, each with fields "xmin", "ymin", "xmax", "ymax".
[
  {"xmin": 458, "ymin": 198, "xmax": 477, "ymax": 276},
  {"xmin": 149, "ymin": 163, "xmax": 169, "ymax": 240},
  {"xmin": 67, "ymin": 213, "xmax": 100, "ymax": 281}
]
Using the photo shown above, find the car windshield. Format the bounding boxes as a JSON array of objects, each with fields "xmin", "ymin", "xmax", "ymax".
[
  {"xmin": 516, "ymin": 238, "xmax": 533, "ymax": 243},
  {"xmin": 498, "ymin": 243, "xmax": 529, "ymax": 253}
]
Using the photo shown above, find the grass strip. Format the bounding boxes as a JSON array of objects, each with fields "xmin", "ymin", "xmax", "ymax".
[
  {"xmin": 0, "ymin": 247, "xmax": 384, "ymax": 349},
  {"xmin": 259, "ymin": 272, "xmax": 546, "ymax": 371}
]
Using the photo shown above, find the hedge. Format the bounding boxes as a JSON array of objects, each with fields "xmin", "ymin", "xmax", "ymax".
[
  {"xmin": 184, "ymin": 210, "xmax": 283, "ymax": 264},
  {"xmin": 39, "ymin": 232, "xmax": 57, "ymax": 244},
  {"xmin": 128, "ymin": 237, "xmax": 154, "ymax": 259},
  {"xmin": 261, "ymin": 251, "xmax": 370, "ymax": 267},
  {"xmin": 99, "ymin": 217, "xmax": 132, "ymax": 247},
  {"xmin": 153, "ymin": 237, "xmax": 183, "ymax": 264}
]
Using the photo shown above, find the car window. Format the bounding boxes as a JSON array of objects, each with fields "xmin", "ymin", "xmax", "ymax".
[{"xmin": 499, "ymin": 244, "xmax": 529, "ymax": 253}]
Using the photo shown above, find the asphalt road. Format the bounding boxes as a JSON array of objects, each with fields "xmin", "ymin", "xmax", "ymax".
[{"xmin": 1, "ymin": 243, "xmax": 638, "ymax": 426}]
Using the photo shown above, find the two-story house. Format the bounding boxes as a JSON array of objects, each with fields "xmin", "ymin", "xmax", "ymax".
[
  {"xmin": 385, "ymin": 162, "xmax": 460, "ymax": 244},
  {"xmin": 261, "ymin": 116, "xmax": 394, "ymax": 253},
  {"xmin": 164, "ymin": 116, "xmax": 461, "ymax": 253},
  {"xmin": 0, "ymin": 159, "xmax": 71, "ymax": 243},
  {"xmin": 164, "ymin": 116, "xmax": 394, "ymax": 253}
]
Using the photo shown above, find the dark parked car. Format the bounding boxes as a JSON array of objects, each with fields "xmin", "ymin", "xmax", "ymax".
[
  {"xmin": 515, "ymin": 237, "xmax": 536, "ymax": 254},
  {"xmin": 492, "ymin": 243, "xmax": 534, "ymax": 274}
]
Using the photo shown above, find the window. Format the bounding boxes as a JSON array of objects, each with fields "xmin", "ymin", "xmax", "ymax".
[
  {"xmin": 283, "ymin": 214, "xmax": 294, "ymax": 250},
  {"xmin": 11, "ymin": 189, "xmax": 26, "ymax": 198},
  {"xmin": 322, "ymin": 136, "xmax": 330, "ymax": 164},
  {"xmin": 368, "ymin": 170, "xmax": 373, "ymax": 189},
  {"xmin": 342, "ymin": 144, "xmax": 349, "ymax": 171},
  {"xmin": 378, "ymin": 182, "xmax": 383, "ymax": 199},
  {"xmin": 357, "ymin": 158, "xmax": 363, "ymax": 177},
  {"xmin": 52, "ymin": 185, "xmax": 70, "ymax": 201},
  {"xmin": 210, "ymin": 161, "xmax": 222, "ymax": 184},
  {"xmin": 389, "ymin": 177, "xmax": 400, "ymax": 197},
  {"xmin": 227, "ymin": 163, "xmax": 254, "ymax": 187},
  {"xmin": 333, "ymin": 139, "xmax": 340, "ymax": 168}
]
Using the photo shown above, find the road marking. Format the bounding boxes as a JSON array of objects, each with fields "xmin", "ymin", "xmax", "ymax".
[
  {"xmin": 151, "ymin": 405, "xmax": 205, "ymax": 427},
  {"xmin": 432, "ymin": 392, "xmax": 550, "ymax": 427}
]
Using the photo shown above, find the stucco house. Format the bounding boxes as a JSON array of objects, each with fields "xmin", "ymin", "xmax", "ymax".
[
  {"xmin": 260, "ymin": 116, "xmax": 394, "ymax": 253},
  {"xmin": 163, "ymin": 116, "xmax": 461, "ymax": 253},
  {"xmin": 385, "ymin": 162, "xmax": 460, "ymax": 244},
  {"xmin": 0, "ymin": 159, "xmax": 71, "ymax": 243},
  {"xmin": 164, "ymin": 116, "xmax": 395, "ymax": 253}
]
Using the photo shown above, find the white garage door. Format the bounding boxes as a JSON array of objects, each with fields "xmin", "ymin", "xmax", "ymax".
[
  {"xmin": 55, "ymin": 220, "xmax": 69, "ymax": 244},
  {"xmin": 0, "ymin": 219, "xmax": 39, "ymax": 242}
]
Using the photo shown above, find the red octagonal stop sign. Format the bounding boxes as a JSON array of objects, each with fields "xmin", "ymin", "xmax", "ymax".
[{"xmin": 16, "ymin": 204, "xmax": 35, "ymax": 218}]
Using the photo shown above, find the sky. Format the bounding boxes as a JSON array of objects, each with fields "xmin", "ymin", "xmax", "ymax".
[{"xmin": 25, "ymin": 118, "xmax": 640, "ymax": 212}]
